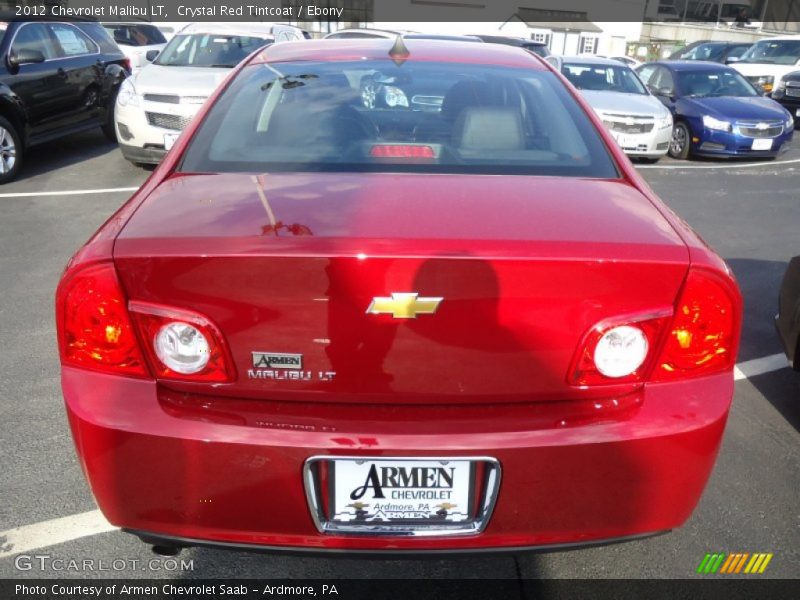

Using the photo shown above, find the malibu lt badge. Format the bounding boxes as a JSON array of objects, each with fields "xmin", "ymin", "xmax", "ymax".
[{"xmin": 249, "ymin": 352, "xmax": 335, "ymax": 382}]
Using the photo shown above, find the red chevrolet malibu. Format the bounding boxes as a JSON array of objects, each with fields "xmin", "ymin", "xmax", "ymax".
[{"xmin": 57, "ymin": 39, "xmax": 742, "ymax": 554}]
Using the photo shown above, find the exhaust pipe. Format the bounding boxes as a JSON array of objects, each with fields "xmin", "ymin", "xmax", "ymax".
[{"xmin": 151, "ymin": 544, "xmax": 181, "ymax": 556}]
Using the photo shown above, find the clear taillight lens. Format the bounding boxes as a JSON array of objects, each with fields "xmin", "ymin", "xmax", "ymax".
[{"xmin": 129, "ymin": 302, "xmax": 234, "ymax": 383}]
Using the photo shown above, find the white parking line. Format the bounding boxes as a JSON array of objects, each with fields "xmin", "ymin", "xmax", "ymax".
[
  {"xmin": 0, "ymin": 510, "xmax": 114, "ymax": 559},
  {"xmin": 0, "ymin": 187, "xmax": 138, "ymax": 199},
  {"xmin": 0, "ymin": 354, "xmax": 791, "ymax": 559},
  {"xmin": 638, "ymin": 157, "xmax": 800, "ymax": 170},
  {"xmin": 734, "ymin": 353, "xmax": 791, "ymax": 380}
]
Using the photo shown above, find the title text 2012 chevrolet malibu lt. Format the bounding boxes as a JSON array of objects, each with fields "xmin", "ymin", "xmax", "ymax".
[{"xmin": 57, "ymin": 39, "xmax": 742, "ymax": 554}]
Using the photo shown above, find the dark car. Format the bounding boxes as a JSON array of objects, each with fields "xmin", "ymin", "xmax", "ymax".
[
  {"xmin": 637, "ymin": 61, "xmax": 794, "ymax": 159},
  {"xmin": 668, "ymin": 41, "xmax": 752, "ymax": 64},
  {"xmin": 473, "ymin": 35, "xmax": 551, "ymax": 58},
  {"xmin": 771, "ymin": 70, "xmax": 800, "ymax": 127},
  {"xmin": 0, "ymin": 18, "xmax": 130, "ymax": 182},
  {"xmin": 777, "ymin": 257, "xmax": 800, "ymax": 371}
]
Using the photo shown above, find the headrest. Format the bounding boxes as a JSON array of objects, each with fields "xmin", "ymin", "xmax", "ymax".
[{"xmin": 453, "ymin": 107, "xmax": 524, "ymax": 151}]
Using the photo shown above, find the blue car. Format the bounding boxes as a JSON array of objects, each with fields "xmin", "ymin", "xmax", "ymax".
[{"xmin": 636, "ymin": 61, "xmax": 794, "ymax": 159}]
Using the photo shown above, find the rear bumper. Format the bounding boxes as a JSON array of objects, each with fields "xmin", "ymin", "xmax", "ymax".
[{"xmin": 63, "ymin": 367, "xmax": 733, "ymax": 552}]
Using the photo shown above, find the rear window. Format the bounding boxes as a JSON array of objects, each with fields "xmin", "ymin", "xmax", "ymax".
[{"xmin": 180, "ymin": 60, "xmax": 618, "ymax": 178}]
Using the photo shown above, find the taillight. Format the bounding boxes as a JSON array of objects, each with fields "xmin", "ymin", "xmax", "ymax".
[
  {"xmin": 569, "ymin": 312, "xmax": 671, "ymax": 386},
  {"xmin": 569, "ymin": 267, "xmax": 740, "ymax": 386},
  {"xmin": 129, "ymin": 302, "xmax": 235, "ymax": 383},
  {"xmin": 652, "ymin": 268, "xmax": 740, "ymax": 381},
  {"xmin": 56, "ymin": 262, "xmax": 148, "ymax": 377},
  {"xmin": 121, "ymin": 58, "xmax": 131, "ymax": 73}
]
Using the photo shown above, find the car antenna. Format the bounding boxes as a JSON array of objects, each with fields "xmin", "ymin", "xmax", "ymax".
[{"xmin": 389, "ymin": 35, "xmax": 410, "ymax": 66}]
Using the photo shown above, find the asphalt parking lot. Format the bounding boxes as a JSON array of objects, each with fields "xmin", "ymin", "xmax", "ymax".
[{"xmin": 0, "ymin": 130, "xmax": 798, "ymax": 581}]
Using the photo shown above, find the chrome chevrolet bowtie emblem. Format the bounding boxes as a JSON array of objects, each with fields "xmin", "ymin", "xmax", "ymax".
[{"xmin": 366, "ymin": 293, "xmax": 443, "ymax": 319}]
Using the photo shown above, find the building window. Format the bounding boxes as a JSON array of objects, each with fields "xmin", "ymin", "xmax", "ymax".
[
  {"xmin": 531, "ymin": 32, "xmax": 551, "ymax": 45},
  {"xmin": 282, "ymin": 0, "xmax": 374, "ymax": 35},
  {"xmin": 579, "ymin": 36, "xmax": 597, "ymax": 54}
]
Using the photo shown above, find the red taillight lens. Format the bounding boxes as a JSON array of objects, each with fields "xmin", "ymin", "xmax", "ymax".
[
  {"xmin": 129, "ymin": 302, "xmax": 235, "ymax": 383},
  {"xmin": 122, "ymin": 58, "xmax": 132, "ymax": 73},
  {"xmin": 569, "ymin": 312, "xmax": 671, "ymax": 386},
  {"xmin": 56, "ymin": 262, "xmax": 148, "ymax": 377},
  {"xmin": 652, "ymin": 268, "xmax": 740, "ymax": 381},
  {"xmin": 568, "ymin": 268, "xmax": 740, "ymax": 386},
  {"xmin": 369, "ymin": 144, "xmax": 436, "ymax": 159}
]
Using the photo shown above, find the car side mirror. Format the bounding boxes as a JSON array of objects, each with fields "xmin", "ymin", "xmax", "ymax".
[
  {"xmin": 7, "ymin": 48, "xmax": 45, "ymax": 69},
  {"xmin": 145, "ymin": 49, "xmax": 160, "ymax": 62},
  {"xmin": 725, "ymin": 56, "xmax": 741, "ymax": 64}
]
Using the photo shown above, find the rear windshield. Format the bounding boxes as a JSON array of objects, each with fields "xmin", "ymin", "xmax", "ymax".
[{"xmin": 180, "ymin": 60, "xmax": 618, "ymax": 178}]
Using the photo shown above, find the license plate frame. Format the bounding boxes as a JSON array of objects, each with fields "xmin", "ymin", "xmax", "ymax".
[{"xmin": 304, "ymin": 456, "xmax": 501, "ymax": 536}]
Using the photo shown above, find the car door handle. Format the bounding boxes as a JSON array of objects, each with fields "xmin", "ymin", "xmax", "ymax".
[{"xmin": 56, "ymin": 68, "xmax": 67, "ymax": 78}]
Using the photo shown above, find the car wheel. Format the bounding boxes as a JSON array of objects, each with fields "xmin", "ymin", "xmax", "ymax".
[
  {"xmin": 0, "ymin": 117, "xmax": 22, "ymax": 184},
  {"xmin": 669, "ymin": 122, "xmax": 691, "ymax": 160}
]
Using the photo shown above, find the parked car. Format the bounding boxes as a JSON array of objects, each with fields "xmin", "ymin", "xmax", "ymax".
[
  {"xmin": 473, "ymin": 35, "xmax": 551, "ymax": 58},
  {"xmin": 102, "ymin": 22, "xmax": 167, "ymax": 74},
  {"xmin": 114, "ymin": 22, "xmax": 305, "ymax": 167},
  {"xmin": 668, "ymin": 41, "xmax": 752, "ymax": 64},
  {"xmin": 637, "ymin": 61, "xmax": 794, "ymax": 159},
  {"xmin": 777, "ymin": 257, "xmax": 800, "ymax": 371},
  {"xmin": 58, "ymin": 39, "xmax": 742, "ymax": 555},
  {"xmin": 0, "ymin": 17, "xmax": 130, "ymax": 183},
  {"xmin": 771, "ymin": 69, "xmax": 800, "ymax": 126},
  {"xmin": 549, "ymin": 56, "xmax": 672, "ymax": 162},
  {"xmin": 732, "ymin": 36, "xmax": 800, "ymax": 94}
]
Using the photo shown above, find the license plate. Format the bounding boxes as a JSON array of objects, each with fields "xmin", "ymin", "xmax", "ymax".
[
  {"xmin": 752, "ymin": 138, "xmax": 773, "ymax": 151},
  {"xmin": 163, "ymin": 132, "xmax": 180, "ymax": 151},
  {"xmin": 613, "ymin": 133, "xmax": 632, "ymax": 147},
  {"xmin": 331, "ymin": 458, "xmax": 474, "ymax": 524}
]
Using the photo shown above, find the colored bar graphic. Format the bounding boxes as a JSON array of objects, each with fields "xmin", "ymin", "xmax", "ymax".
[
  {"xmin": 698, "ymin": 552, "xmax": 773, "ymax": 575},
  {"xmin": 697, "ymin": 554, "xmax": 712, "ymax": 574}
]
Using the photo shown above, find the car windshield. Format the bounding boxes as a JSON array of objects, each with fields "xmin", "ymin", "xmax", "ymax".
[
  {"xmin": 738, "ymin": 39, "xmax": 800, "ymax": 64},
  {"xmin": 180, "ymin": 60, "xmax": 618, "ymax": 178},
  {"xmin": 561, "ymin": 63, "xmax": 647, "ymax": 94},
  {"xmin": 674, "ymin": 43, "xmax": 725, "ymax": 61},
  {"xmin": 678, "ymin": 69, "xmax": 759, "ymax": 97},
  {"xmin": 154, "ymin": 33, "xmax": 269, "ymax": 68},
  {"xmin": 103, "ymin": 24, "xmax": 166, "ymax": 47}
]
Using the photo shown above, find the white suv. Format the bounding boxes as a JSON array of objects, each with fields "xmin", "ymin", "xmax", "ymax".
[
  {"xmin": 114, "ymin": 22, "xmax": 305, "ymax": 166},
  {"xmin": 732, "ymin": 36, "xmax": 800, "ymax": 96}
]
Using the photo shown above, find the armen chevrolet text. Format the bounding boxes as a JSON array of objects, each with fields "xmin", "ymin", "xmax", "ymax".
[{"xmin": 57, "ymin": 38, "xmax": 742, "ymax": 554}]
